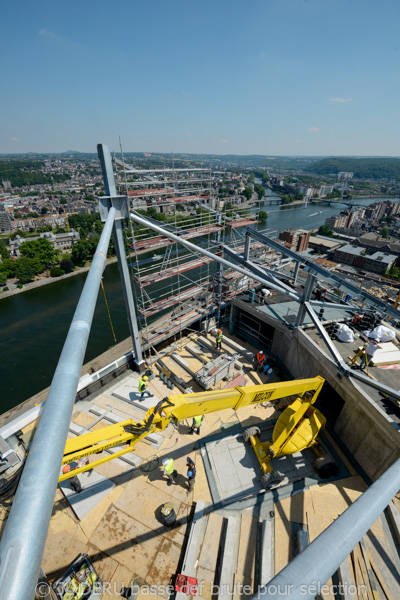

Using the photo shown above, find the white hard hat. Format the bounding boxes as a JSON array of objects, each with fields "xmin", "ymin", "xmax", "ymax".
[{"xmin": 162, "ymin": 459, "xmax": 169, "ymax": 466}]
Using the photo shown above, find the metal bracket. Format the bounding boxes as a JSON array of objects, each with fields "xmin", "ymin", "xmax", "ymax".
[{"xmin": 98, "ymin": 195, "xmax": 128, "ymax": 222}]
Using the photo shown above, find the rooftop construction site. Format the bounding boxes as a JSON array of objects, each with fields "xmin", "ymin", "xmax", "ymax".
[{"xmin": 0, "ymin": 144, "xmax": 399, "ymax": 600}]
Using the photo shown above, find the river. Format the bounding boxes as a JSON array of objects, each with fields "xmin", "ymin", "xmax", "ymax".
[{"xmin": 0, "ymin": 195, "xmax": 396, "ymax": 412}]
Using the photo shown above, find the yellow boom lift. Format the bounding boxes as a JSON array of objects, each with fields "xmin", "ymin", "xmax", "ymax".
[{"xmin": 59, "ymin": 376, "xmax": 328, "ymax": 489}]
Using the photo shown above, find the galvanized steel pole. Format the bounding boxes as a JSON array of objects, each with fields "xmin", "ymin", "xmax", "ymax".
[
  {"xmin": 256, "ymin": 458, "xmax": 400, "ymax": 600},
  {"xmin": 0, "ymin": 208, "xmax": 116, "ymax": 600}
]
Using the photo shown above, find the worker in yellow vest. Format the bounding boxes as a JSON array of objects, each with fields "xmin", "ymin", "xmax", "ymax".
[
  {"xmin": 190, "ymin": 415, "xmax": 204, "ymax": 435},
  {"xmin": 215, "ymin": 329, "xmax": 223, "ymax": 350},
  {"xmin": 138, "ymin": 375, "xmax": 153, "ymax": 401},
  {"xmin": 162, "ymin": 458, "xmax": 178, "ymax": 485}
]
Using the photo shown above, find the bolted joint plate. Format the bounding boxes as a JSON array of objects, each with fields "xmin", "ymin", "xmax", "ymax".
[{"xmin": 98, "ymin": 195, "xmax": 128, "ymax": 222}]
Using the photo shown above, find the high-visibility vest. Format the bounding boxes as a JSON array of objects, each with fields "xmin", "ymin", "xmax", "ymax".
[
  {"xmin": 216, "ymin": 332, "xmax": 222, "ymax": 343},
  {"xmin": 138, "ymin": 378, "xmax": 147, "ymax": 392},
  {"xmin": 193, "ymin": 416, "xmax": 203, "ymax": 427},
  {"xmin": 256, "ymin": 353, "xmax": 265, "ymax": 363},
  {"xmin": 164, "ymin": 459, "xmax": 174, "ymax": 475}
]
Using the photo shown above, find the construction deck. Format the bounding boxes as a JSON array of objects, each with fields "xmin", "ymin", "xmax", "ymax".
[{"xmin": 1, "ymin": 331, "xmax": 399, "ymax": 599}]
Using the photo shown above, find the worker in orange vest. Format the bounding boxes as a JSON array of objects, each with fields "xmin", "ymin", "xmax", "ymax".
[{"xmin": 255, "ymin": 350, "xmax": 266, "ymax": 372}]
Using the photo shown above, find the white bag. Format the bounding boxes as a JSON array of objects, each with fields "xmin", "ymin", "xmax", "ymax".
[{"xmin": 336, "ymin": 324, "xmax": 354, "ymax": 343}]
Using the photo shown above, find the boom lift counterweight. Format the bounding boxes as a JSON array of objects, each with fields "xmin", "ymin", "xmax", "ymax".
[{"xmin": 59, "ymin": 377, "xmax": 327, "ymax": 488}]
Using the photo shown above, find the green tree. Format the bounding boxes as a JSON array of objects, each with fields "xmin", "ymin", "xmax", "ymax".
[
  {"xmin": 16, "ymin": 257, "xmax": 35, "ymax": 284},
  {"xmin": 1, "ymin": 258, "xmax": 18, "ymax": 277},
  {"xmin": 281, "ymin": 194, "xmax": 294, "ymax": 205},
  {"xmin": 0, "ymin": 271, "xmax": 7, "ymax": 285},
  {"xmin": 0, "ymin": 240, "xmax": 10, "ymax": 259},
  {"xmin": 242, "ymin": 187, "xmax": 253, "ymax": 201},
  {"xmin": 41, "ymin": 207, "xmax": 48, "ymax": 215},
  {"xmin": 50, "ymin": 266, "xmax": 65, "ymax": 277},
  {"xmin": 258, "ymin": 210, "xmax": 268, "ymax": 223},
  {"xmin": 71, "ymin": 240, "xmax": 91, "ymax": 265},
  {"xmin": 254, "ymin": 184, "xmax": 265, "ymax": 200},
  {"xmin": 295, "ymin": 192, "xmax": 304, "ymax": 200},
  {"xmin": 381, "ymin": 226, "xmax": 390, "ymax": 238},
  {"xmin": 10, "ymin": 229, "xmax": 28, "ymax": 241},
  {"xmin": 318, "ymin": 225, "xmax": 335, "ymax": 237},
  {"xmin": 19, "ymin": 238, "xmax": 54, "ymax": 271},
  {"xmin": 60, "ymin": 257, "xmax": 74, "ymax": 273}
]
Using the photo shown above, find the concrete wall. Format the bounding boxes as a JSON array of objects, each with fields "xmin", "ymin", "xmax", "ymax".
[{"xmin": 231, "ymin": 298, "xmax": 400, "ymax": 481}]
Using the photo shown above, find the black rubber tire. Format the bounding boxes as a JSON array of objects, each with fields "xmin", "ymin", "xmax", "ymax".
[
  {"xmin": 261, "ymin": 471, "xmax": 283, "ymax": 489},
  {"xmin": 243, "ymin": 426, "xmax": 261, "ymax": 442}
]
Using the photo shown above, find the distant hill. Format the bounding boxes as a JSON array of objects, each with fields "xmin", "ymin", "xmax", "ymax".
[{"xmin": 306, "ymin": 157, "xmax": 400, "ymax": 180}]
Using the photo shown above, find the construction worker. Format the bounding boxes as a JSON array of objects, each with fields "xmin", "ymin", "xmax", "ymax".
[
  {"xmin": 62, "ymin": 464, "xmax": 82, "ymax": 493},
  {"xmin": 255, "ymin": 350, "xmax": 266, "ymax": 372},
  {"xmin": 138, "ymin": 375, "xmax": 153, "ymax": 401},
  {"xmin": 162, "ymin": 458, "xmax": 177, "ymax": 485},
  {"xmin": 190, "ymin": 415, "xmax": 203, "ymax": 435},
  {"xmin": 186, "ymin": 457, "xmax": 196, "ymax": 493},
  {"xmin": 215, "ymin": 328, "xmax": 223, "ymax": 350}
]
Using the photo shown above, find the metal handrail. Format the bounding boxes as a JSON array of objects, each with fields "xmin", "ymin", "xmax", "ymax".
[
  {"xmin": 0, "ymin": 207, "xmax": 116, "ymax": 600},
  {"xmin": 256, "ymin": 457, "xmax": 400, "ymax": 600}
]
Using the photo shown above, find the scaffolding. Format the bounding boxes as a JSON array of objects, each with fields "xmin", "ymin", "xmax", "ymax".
[{"xmin": 112, "ymin": 153, "xmax": 280, "ymax": 365}]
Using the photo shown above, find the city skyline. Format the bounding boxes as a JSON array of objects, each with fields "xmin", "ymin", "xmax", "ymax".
[{"xmin": 2, "ymin": 0, "xmax": 400, "ymax": 156}]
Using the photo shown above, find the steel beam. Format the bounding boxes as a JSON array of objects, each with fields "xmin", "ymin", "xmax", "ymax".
[
  {"xmin": 295, "ymin": 273, "xmax": 316, "ymax": 327},
  {"xmin": 256, "ymin": 458, "xmax": 400, "ymax": 600},
  {"xmin": 97, "ymin": 144, "xmax": 144, "ymax": 369},
  {"xmin": 0, "ymin": 208, "xmax": 116, "ymax": 600},
  {"xmin": 222, "ymin": 244, "xmax": 301, "ymax": 299},
  {"xmin": 304, "ymin": 302, "xmax": 400, "ymax": 402},
  {"xmin": 246, "ymin": 227, "xmax": 400, "ymax": 322},
  {"xmin": 304, "ymin": 302, "xmax": 350, "ymax": 367},
  {"xmin": 129, "ymin": 212, "xmax": 300, "ymax": 300}
]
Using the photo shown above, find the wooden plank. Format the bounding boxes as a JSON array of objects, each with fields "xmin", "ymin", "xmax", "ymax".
[
  {"xmin": 236, "ymin": 515, "xmax": 257, "ymax": 578},
  {"xmin": 354, "ymin": 544, "xmax": 373, "ymax": 600},
  {"xmin": 198, "ymin": 513, "xmax": 224, "ymax": 573},
  {"xmin": 387, "ymin": 501, "xmax": 400, "ymax": 546},
  {"xmin": 306, "ymin": 513, "xmax": 335, "ymax": 600},
  {"xmin": 364, "ymin": 536, "xmax": 398, "ymax": 600},
  {"xmin": 351, "ymin": 550, "xmax": 368, "ymax": 600},
  {"xmin": 360, "ymin": 538, "xmax": 380, "ymax": 600},
  {"xmin": 338, "ymin": 555, "xmax": 358, "ymax": 600},
  {"xmin": 274, "ymin": 506, "xmax": 291, "ymax": 574}
]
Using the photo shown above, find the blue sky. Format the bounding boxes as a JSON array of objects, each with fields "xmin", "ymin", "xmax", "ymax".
[{"xmin": 2, "ymin": 0, "xmax": 400, "ymax": 156}]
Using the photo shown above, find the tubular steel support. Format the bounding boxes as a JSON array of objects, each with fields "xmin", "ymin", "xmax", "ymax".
[
  {"xmin": 0, "ymin": 208, "xmax": 116, "ymax": 600},
  {"xmin": 129, "ymin": 212, "xmax": 300, "ymax": 300},
  {"xmin": 256, "ymin": 458, "xmax": 400, "ymax": 600},
  {"xmin": 97, "ymin": 143, "xmax": 144, "ymax": 370},
  {"xmin": 246, "ymin": 227, "xmax": 400, "ymax": 322},
  {"xmin": 222, "ymin": 244, "xmax": 301, "ymax": 299},
  {"xmin": 304, "ymin": 302, "xmax": 400, "ymax": 402},
  {"xmin": 295, "ymin": 273, "xmax": 316, "ymax": 327}
]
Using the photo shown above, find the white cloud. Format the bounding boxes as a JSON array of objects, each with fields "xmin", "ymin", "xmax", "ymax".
[
  {"xmin": 220, "ymin": 138, "xmax": 230, "ymax": 144},
  {"xmin": 309, "ymin": 127, "xmax": 321, "ymax": 132},
  {"xmin": 10, "ymin": 137, "xmax": 19, "ymax": 142},
  {"xmin": 329, "ymin": 97, "xmax": 352, "ymax": 103},
  {"xmin": 39, "ymin": 29, "xmax": 58, "ymax": 39}
]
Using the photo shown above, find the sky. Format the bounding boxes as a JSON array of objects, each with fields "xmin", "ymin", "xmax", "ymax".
[{"xmin": 1, "ymin": 0, "xmax": 400, "ymax": 156}]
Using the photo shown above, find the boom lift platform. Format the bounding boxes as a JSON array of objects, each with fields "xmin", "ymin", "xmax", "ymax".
[{"xmin": 59, "ymin": 377, "xmax": 327, "ymax": 489}]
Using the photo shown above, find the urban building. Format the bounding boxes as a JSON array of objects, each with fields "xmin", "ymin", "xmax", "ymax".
[
  {"xmin": 278, "ymin": 228, "xmax": 310, "ymax": 252},
  {"xmin": 330, "ymin": 244, "xmax": 397, "ymax": 274},
  {"xmin": 9, "ymin": 230, "xmax": 80, "ymax": 256}
]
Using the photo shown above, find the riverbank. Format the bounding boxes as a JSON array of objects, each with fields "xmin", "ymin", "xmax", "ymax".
[{"xmin": 0, "ymin": 256, "xmax": 119, "ymax": 300}]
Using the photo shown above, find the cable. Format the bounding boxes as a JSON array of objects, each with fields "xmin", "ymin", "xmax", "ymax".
[
  {"xmin": 100, "ymin": 278, "xmax": 117, "ymax": 343},
  {"xmin": 0, "ymin": 461, "xmax": 25, "ymax": 507}
]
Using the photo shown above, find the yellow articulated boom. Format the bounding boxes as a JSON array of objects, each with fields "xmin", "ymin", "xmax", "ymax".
[{"xmin": 59, "ymin": 376, "xmax": 327, "ymax": 488}]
